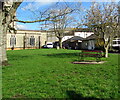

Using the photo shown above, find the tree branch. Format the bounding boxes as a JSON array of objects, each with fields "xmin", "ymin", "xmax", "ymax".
[{"xmin": 15, "ymin": 9, "xmax": 75, "ymax": 23}]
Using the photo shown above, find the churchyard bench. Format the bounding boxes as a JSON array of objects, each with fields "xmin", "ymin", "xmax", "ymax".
[{"xmin": 79, "ymin": 50, "xmax": 103, "ymax": 62}]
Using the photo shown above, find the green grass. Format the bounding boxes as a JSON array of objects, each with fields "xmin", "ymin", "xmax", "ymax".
[{"xmin": 2, "ymin": 49, "xmax": 119, "ymax": 99}]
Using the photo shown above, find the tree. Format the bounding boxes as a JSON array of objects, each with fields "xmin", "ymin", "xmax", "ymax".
[
  {"xmin": 0, "ymin": 1, "xmax": 23, "ymax": 66},
  {"xmin": 44, "ymin": 3, "xmax": 79, "ymax": 48},
  {"xmin": 84, "ymin": 2, "xmax": 119, "ymax": 57}
]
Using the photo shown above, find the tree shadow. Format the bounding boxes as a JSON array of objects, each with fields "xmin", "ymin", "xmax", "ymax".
[
  {"xmin": 7, "ymin": 55, "xmax": 32, "ymax": 61},
  {"xmin": 66, "ymin": 90, "xmax": 107, "ymax": 100},
  {"xmin": 42, "ymin": 52, "xmax": 80, "ymax": 58}
]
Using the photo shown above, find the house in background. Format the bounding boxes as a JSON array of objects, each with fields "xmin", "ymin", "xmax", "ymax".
[
  {"xmin": 74, "ymin": 28, "xmax": 94, "ymax": 38},
  {"xmin": 81, "ymin": 34, "xmax": 120, "ymax": 51},
  {"xmin": 7, "ymin": 30, "xmax": 47, "ymax": 50},
  {"xmin": 81, "ymin": 34, "xmax": 104, "ymax": 50},
  {"xmin": 62, "ymin": 36, "xmax": 74, "ymax": 42},
  {"xmin": 46, "ymin": 31, "xmax": 58, "ymax": 43},
  {"xmin": 6, "ymin": 28, "xmax": 98, "ymax": 50},
  {"xmin": 61, "ymin": 29, "xmax": 94, "ymax": 50},
  {"xmin": 46, "ymin": 28, "xmax": 94, "ymax": 43},
  {"xmin": 62, "ymin": 36, "xmax": 84, "ymax": 49},
  {"xmin": 74, "ymin": 32, "xmax": 94, "ymax": 38}
]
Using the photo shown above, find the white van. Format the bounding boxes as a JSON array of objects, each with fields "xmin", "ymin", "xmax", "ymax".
[{"xmin": 46, "ymin": 42, "xmax": 53, "ymax": 48}]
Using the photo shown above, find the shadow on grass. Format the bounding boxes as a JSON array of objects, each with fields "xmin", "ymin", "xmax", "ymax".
[
  {"xmin": 2, "ymin": 91, "xmax": 111, "ymax": 99},
  {"xmin": 66, "ymin": 90, "xmax": 107, "ymax": 100},
  {"xmin": 7, "ymin": 55, "xmax": 32, "ymax": 61},
  {"xmin": 42, "ymin": 52, "xmax": 80, "ymax": 58}
]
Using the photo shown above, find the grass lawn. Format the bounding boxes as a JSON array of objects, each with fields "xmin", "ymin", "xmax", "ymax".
[{"xmin": 2, "ymin": 49, "xmax": 119, "ymax": 99}]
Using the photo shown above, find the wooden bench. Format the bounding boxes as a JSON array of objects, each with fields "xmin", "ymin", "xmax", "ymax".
[{"xmin": 79, "ymin": 50, "xmax": 103, "ymax": 62}]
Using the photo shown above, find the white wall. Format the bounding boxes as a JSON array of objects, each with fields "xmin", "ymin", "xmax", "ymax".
[
  {"xmin": 74, "ymin": 32, "xmax": 94, "ymax": 38},
  {"xmin": 62, "ymin": 36, "xmax": 74, "ymax": 42}
]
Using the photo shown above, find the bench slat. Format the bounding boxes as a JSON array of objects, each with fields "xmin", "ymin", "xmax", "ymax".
[
  {"xmin": 82, "ymin": 50, "xmax": 102, "ymax": 53},
  {"xmin": 82, "ymin": 53, "xmax": 102, "ymax": 56}
]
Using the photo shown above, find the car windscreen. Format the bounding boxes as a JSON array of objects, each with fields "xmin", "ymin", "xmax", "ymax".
[{"xmin": 47, "ymin": 44, "xmax": 52, "ymax": 45}]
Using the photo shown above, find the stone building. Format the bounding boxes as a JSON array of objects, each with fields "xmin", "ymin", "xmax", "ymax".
[
  {"xmin": 6, "ymin": 28, "xmax": 94, "ymax": 50},
  {"xmin": 7, "ymin": 30, "xmax": 47, "ymax": 50}
]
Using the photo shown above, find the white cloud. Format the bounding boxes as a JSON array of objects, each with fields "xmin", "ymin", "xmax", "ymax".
[
  {"xmin": 16, "ymin": 24, "xmax": 27, "ymax": 30},
  {"xmin": 20, "ymin": 0, "xmax": 120, "ymax": 2},
  {"xmin": 3, "ymin": 0, "xmax": 119, "ymax": 2},
  {"xmin": 21, "ymin": 3, "xmax": 31, "ymax": 10},
  {"xmin": 21, "ymin": 0, "xmax": 119, "ymax": 11},
  {"xmin": 24, "ymin": 0, "xmax": 58, "ymax": 2},
  {"xmin": 21, "ymin": 1, "xmax": 55, "ymax": 11},
  {"xmin": 21, "ymin": 3, "xmax": 34, "ymax": 11}
]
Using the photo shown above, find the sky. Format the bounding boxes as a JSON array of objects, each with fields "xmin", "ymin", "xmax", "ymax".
[
  {"xmin": 16, "ymin": 0, "xmax": 119, "ymax": 30},
  {"xmin": 16, "ymin": 1, "xmax": 57, "ymax": 30}
]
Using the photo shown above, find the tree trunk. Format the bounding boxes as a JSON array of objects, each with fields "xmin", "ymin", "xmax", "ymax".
[
  {"xmin": 0, "ymin": 21, "xmax": 8, "ymax": 66},
  {"xmin": 0, "ymin": 5, "xmax": 2, "ymax": 97},
  {"xmin": 104, "ymin": 45, "xmax": 109, "ymax": 58},
  {"xmin": 59, "ymin": 38, "xmax": 62, "ymax": 49},
  {"xmin": 0, "ymin": 4, "xmax": 8, "ymax": 66},
  {"xmin": 0, "ymin": 3, "xmax": 3, "ymax": 67},
  {"xmin": 0, "ymin": 2, "xmax": 8, "ymax": 66},
  {"xmin": 2, "ymin": 27, "xmax": 8, "ymax": 66}
]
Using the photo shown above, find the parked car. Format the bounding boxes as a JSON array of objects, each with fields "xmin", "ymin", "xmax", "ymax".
[
  {"xmin": 41, "ymin": 45, "xmax": 48, "ymax": 48},
  {"xmin": 42, "ymin": 42, "xmax": 53, "ymax": 49},
  {"xmin": 46, "ymin": 42, "xmax": 53, "ymax": 48}
]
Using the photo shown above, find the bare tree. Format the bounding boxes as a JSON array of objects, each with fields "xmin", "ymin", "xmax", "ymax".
[
  {"xmin": 84, "ymin": 2, "xmax": 119, "ymax": 57},
  {"xmin": 45, "ymin": 3, "xmax": 79, "ymax": 48}
]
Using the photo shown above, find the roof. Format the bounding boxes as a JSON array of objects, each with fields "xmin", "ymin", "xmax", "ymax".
[
  {"xmin": 63, "ymin": 36, "xmax": 84, "ymax": 42},
  {"xmin": 84, "ymin": 34, "xmax": 96, "ymax": 40},
  {"xmin": 83, "ymin": 34, "xmax": 103, "ymax": 41},
  {"xmin": 69, "ymin": 36, "xmax": 84, "ymax": 41},
  {"xmin": 17, "ymin": 29, "xmax": 47, "ymax": 32}
]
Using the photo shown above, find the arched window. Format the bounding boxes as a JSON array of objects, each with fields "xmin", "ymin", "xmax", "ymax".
[
  {"xmin": 30, "ymin": 36, "xmax": 35, "ymax": 46},
  {"xmin": 10, "ymin": 35, "xmax": 16, "ymax": 46}
]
